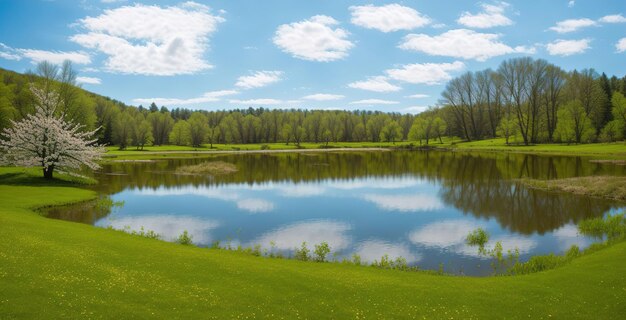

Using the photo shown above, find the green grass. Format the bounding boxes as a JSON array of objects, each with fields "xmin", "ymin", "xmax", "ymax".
[
  {"xmin": 103, "ymin": 139, "xmax": 626, "ymax": 162},
  {"xmin": 1, "ymin": 167, "xmax": 626, "ymax": 318},
  {"xmin": 104, "ymin": 141, "xmax": 412, "ymax": 154},
  {"xmin": 103, "ymin": 141, "xmax": 415, "ymax": 161},
  {"xmin": 437, "ymin": 138, "xmax": 626, "ymax": 157}
]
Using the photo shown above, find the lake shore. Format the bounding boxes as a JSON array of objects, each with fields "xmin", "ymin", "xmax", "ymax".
[{"xmin": 104, "ymin": 140, "xmax": 626, "ymax": 161}]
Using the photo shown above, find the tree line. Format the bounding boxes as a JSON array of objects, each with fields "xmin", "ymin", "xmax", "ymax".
[
  {"xmin": 1, "ymin": 58, "xmax": 625, "ymax": 150},
  {"xmin": 439, "ymin": 57, "xmax": 626, "ymax": 144}
]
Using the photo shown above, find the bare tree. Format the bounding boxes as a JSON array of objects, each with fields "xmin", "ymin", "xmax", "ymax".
[{"xmin": 543, "ymin": 64, "xmax": 566, "ymax": 142}]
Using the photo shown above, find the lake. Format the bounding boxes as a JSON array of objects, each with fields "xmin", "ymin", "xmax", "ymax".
[{"xmin": 48, "ymin": 150, "xmax": 626, "ymax": 275}]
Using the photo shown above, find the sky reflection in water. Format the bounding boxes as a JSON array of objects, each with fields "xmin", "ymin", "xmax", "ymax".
[{"xmin": 50, "ymin": 152, "xmax": 626, "ymax": 275}]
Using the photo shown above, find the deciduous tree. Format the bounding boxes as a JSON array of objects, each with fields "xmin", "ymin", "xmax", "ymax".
[{"xmin": 0, "ymin": 86, "xmax": 103, "ymax": 179}]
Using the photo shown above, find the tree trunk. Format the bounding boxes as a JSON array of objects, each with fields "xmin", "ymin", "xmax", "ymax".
[{"xmin": 43, "ymin": 166, "xmax": 54, "ymax": 180}]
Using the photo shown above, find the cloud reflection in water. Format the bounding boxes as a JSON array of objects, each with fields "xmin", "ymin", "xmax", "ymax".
[
  {"xmin": 354, "ymin": 240, "xmax": 420, "ymax": 264},
  {"xmin": 253, "ymin": 220, "xmax": 351, "ymax": 251},
  {"xmin": 98, "ymin": 215, "xmax": 218, "ymax": 245},
  {"xmin": 362, "ymin": 194, "xmax": 444, "ymax": 212}
]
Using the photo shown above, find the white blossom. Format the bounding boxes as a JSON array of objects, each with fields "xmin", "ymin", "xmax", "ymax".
[{"xmin": 0, "ymin": 86, "xmax": 104, "ymax": 179}]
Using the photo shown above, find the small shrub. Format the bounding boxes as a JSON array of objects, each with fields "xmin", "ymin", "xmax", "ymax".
[
  {"xmin": 313, "ymin": 241, "xmax": 331, "ymax": 262},
  {"xmin": 466, "ymin": 228, "xmax": 489, "ymax": 247},
  {"xmin": 294, "ymin": 242, "xmax": 310, "ymax": 261},
  {"xmin": 487, "ymin": 241, "xmax": 520, "ymax": 274},
  {"xmin": 393, "ymin": 257, "xmax": 409, "ymax": 271},
  {"xmin": 138, "ymin": 227, "xmax": 161, "ymax": 240},
  {"xmin": 260, "ymin": 144, "xmax": 270, "ymax": 150},
  {"xmin": 267, "ymin": 241, "xmax": 282, "ymax": 258},
  {"xmin": 578, "ymin": 213, "xmax": 626, "ymax": 240},
  {"xmin": 509, "ymin": 245, "xmax": 580, "ymax": 275},
  {"xmin": 351, "ymin": 253, "xmax": 362, "ymax": 266},
  {"xmin": 372, "ymin": 255, "xmax": 392, "ymax": 269},
  {"xmin": 177, "ymin": 230, "xmax": 193, "ymax": 245},
  {"xmin": 251, "ymin": 244, "xmax": 262, "ymax": 257},
  {"xmin": 566, "ymin": 244, "xmax": 580, "ymax": 259}
]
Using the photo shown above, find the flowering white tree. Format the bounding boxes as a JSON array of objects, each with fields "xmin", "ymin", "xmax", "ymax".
[{"xmin": 0, "ymin": 86, "xmax": 104, "ymax": 179}]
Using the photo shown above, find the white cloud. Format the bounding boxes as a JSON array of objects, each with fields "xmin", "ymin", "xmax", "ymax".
[
  {"xmin": 133, "ymin": 90, "xmax": 238, "ymax": 106},
  {"xmin": 229, "ymin": 98, "xmax": 283, "ymax": 105},
  {"xmin": 457, "ymin": 2, "xmax": 513, "ymax": 29},
  {"xmin": 349, "ymin": 4, "xmax": 430, "ymax": 32},
  {"xmin": 402, "ymin": 106, "xmax": 429, "ymax": 114},
  {"xmin": 302, "ymin": 93, "xmax": 345, "ymax": 101},
  {"xmin": 236, "ymin": 198, "xmax": 275, "ymax": 213},
  {"xmin": 399, "ymin": 29, "xmax": 531, "ymax": 61},
  {"xmin": 549, "ymin": 18, "xmax": 596, "ymax": 33},
  {"xmin": 235, "ymin": 71, "xmax": 283, "ymax": 89},
  {"xmin": 354, "ymin": 240, "xmax": 419, "ymax": 264},
  {"xmin": 76, "ymin": 76, "xmax": 102, "ymax": 85},
  {"xmin": 385, "ymin": 61, "xmax": 465, "ymax": 85},
  {"xmin": 349, "ymin": 99, "xmax": 399, "ymax": 105},
  {"xmin": 81, "ymin": 67, "xmax": 100, "ymax": 72},
  {"xmin": 19, "ymin": 49, "xmax": 91, "ymax": 65},
  {"xmin": 348, "ymin": 76, "xmax": 402, "ymax": 92},
  {"xmin": 253, "ymin": 220, "xmax": 351, "ymax": 251},
  {"xmin": 362, "ymin": 194, "xmax": 443, "ymax": 212},
  {"xmin": 273, "ymin": 15, "xmax": 353, "ymax": 62},
  {"xmin": 568, "ymin": 1, "xmax": 575, "ymax": 8},
  {"xmin": 546, "ymin": 39, "xmax": 591, "ymax": 56},
  {"xmin": 71, "ymin": 2, "xmax": 223, "ymax": 75},
  {"xmin": 617, "ymin": 38, "xmax": 626, "ymax": 53},
  {"xmin": 0, "ymin": 43, "xmax": 21, "ymax": 61},
  {"xmin": 599, "ymin": 14, "xmax": 626, "ymax": 23},
  {"xmin": 406, "ymin": 94, "xmax": 429, "ymax": 98}
]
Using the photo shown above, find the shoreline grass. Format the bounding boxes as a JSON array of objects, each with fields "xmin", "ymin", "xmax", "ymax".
[
  {"xmin": 102, "ymin": 139, "xmax": 626, "ymax": 162},
  {"xmin": 1, "ymin": 166, "xmax": 626, "ymax": 318},
  {"xmin": 175, "ymin": 161, "xmax": 238, "ymax": 175},
  {"xmin": 519, "ymin": 176, "xmax": 626, "ymax": 202}
]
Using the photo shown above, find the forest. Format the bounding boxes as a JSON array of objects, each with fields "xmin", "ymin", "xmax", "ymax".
[{"xmin": 1, "ymin": 57, "xmax": 625, "ymax": 150}]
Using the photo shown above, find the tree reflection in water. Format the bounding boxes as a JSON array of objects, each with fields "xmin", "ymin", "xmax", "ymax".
[{"xmin": 48, "ymin": 151, "xmax": 625, "ymax": 236}]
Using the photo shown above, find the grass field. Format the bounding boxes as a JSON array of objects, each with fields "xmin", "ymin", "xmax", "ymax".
[
  {"xmin": 104, "ymin": 139, "xmax": 626, "ymax": 161},
  {"xmin": 1, "ymin": 167, "xmax": 625, "ymax": 318},
  {"xmin": 440, "ymin": 138, "xmax": 626, "ymax": 157}
]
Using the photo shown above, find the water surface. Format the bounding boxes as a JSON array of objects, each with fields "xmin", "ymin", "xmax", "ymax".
[{"xmin": 48, "ymin": 151, "xmax": 625, "ymax": 275}]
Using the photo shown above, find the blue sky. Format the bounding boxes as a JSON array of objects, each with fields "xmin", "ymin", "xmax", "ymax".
[{"xmin": 0, "ymin": 0, "xmax": 624, "ymax": 113}]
